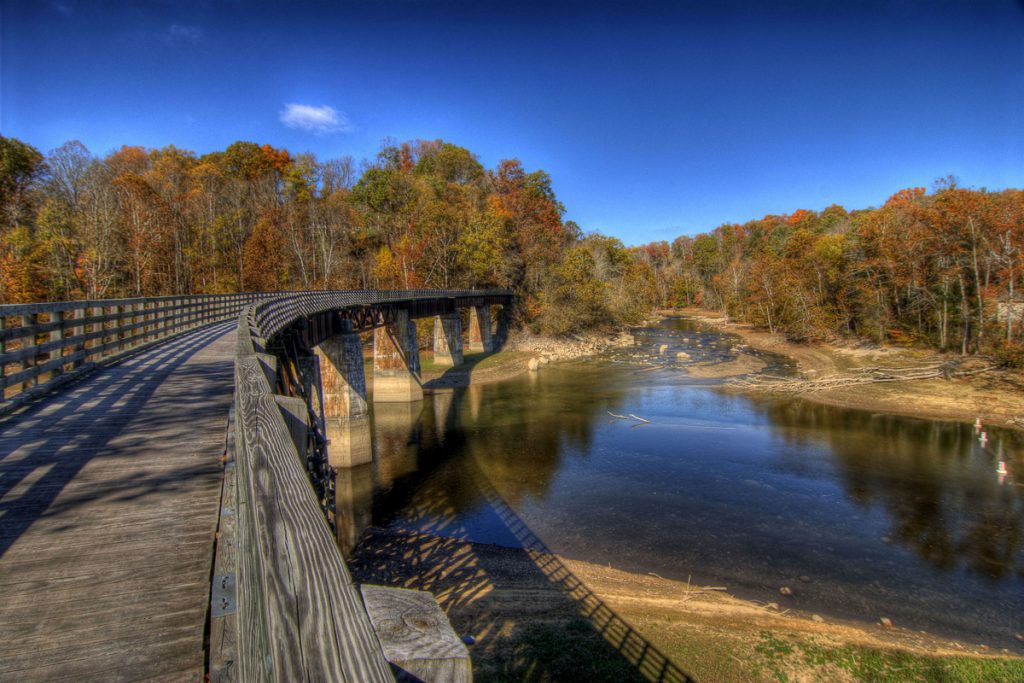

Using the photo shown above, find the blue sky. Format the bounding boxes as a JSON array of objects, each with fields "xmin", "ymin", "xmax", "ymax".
[{"xmin": 2, "ymin": 0, "xmax": 1022, "ymax": 244}]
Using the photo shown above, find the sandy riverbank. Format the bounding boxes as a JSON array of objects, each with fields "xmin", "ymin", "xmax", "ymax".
[
  {"xmin": 350, "ymin": 526, "xmax": 1024, "ymax": 683},
  {"xmin": 566, "ymin": 557, "xmax": 1024, "ymax": 682},
  {"xmin": 671, "ymin": 308, "xmax": 1024, "ymax": 430}
]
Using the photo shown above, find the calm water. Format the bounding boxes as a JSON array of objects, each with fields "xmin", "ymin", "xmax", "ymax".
[{"xmin": 340, "ymin": 318, "xmax": 1024, "ymax": 651}]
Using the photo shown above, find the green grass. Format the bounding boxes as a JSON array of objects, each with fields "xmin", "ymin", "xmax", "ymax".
[{"xmin": 752, "ymin": 632, "xmax": 1024, "ymax": 683}]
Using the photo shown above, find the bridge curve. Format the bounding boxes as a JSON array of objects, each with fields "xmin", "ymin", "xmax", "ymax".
[{"xmin": 0, "ymin": 289, "xmax": 512, "ymax": 682}]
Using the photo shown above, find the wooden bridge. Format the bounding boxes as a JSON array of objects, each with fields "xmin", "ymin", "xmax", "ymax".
[{"xmin": 0, "ymin": 289, "xmax": 512, "ymax": 682}]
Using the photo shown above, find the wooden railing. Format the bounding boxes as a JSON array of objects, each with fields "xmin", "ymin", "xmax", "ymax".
[
  {"xmin": 229, "ymin": 289, "xmax": 511, "ymax": 682},
  {"xmin": 0, "ymin": 293, "xmax": 277, "ymax": 416},
  {"xmin": 1, "ymin": 289, "xmax": 511, "ymax": 680}
]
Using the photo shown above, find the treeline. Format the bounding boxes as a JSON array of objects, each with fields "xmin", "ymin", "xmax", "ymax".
[
  {"xmin": 0, "ymin": 135, "xmax": 656, "ymax": 333},
  {"xmin": 667, "ymin": 184, "xmax": 1024, "ymax": 359},
  {"xmin": 3, "ymin": 133, "xmax": 1022, "ymax": 358}
]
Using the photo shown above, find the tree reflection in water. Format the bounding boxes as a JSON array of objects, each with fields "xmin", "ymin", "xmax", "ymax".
[{"xmin": 751, "ymin": 398, "xmax": 1024, "ymax": 582}]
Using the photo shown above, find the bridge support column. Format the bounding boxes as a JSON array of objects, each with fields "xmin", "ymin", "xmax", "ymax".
[
  {"xmin": 467, "ymin": 305, "xmax": 493, "ymax": 353},
  {"xmin": 316, "ymin": 326, "xmax": 372, "ymax": 467},
  {"xmin": 316, "ymin": 330, "xmax": 368, "ymax": 418},
  {"xmin": 373, "ymin": 309, "xmax": 423, "ymax": 403},
  {"xmin": 327, "ymin": 416, "xmax": 372, "ymax": 469},
  {"xmin": 432, "ymin": 313, "xmax": 463, "ymax": 367}
]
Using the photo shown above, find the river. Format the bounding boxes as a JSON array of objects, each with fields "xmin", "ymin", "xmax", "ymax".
[{"xmin": 337, "ymin": 317, "xmax": 1024, "ymax": 652}]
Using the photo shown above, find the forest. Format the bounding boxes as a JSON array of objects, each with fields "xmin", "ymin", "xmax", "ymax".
[{"xmin": 1, "ymin": 134, "xmax": 1022, "ymax": 360}]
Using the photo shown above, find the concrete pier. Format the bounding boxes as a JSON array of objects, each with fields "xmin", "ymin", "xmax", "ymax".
[
  {"xmin": 317, "ymin": 329, "xmax": 373, "ymax": 467},
  {"xmin": 432, "ymin": 313, "xmax": 463, "ymax": 367},
  {"xmin": 327, "ymin": 416, "xmax": 373, "ymax": 468},
  {"xmin": 373, "ymin": 309, "xmax": 423, "ymax": 402},
  {"xmin": 468, "ymin": 305, "xmax": 493, "ymax": 353},
  {"xmin": 317, "ymin": 331, "xmax": 368, "ymax": 418}
]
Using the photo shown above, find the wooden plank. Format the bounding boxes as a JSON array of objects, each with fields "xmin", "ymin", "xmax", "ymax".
[
  {"xmin": 0, "ymin": 631, "xmax": 202, "ymax": 679},
  {"xmin": 234, "ymin": 351, "xmax": 393, "ymax": 682},
  {"xmin": 360, "ymin": 585, "xmax": 472, "ymax": 683},
  {"xmin": 0, "ymin": 324, "xmax": 238, "ymax": 682},
  {"xmin": 210, "ymin": 408, "xmax": 240, "ymax": 683}
]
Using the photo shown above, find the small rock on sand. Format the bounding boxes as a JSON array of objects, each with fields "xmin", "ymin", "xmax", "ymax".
[
  {"xmin": 880, "ymin": 617, "xmax": 894, "ymax": 629},
  {"xmin": 779, "ymin": 586, "xmax": 793, "ymax": 596}
]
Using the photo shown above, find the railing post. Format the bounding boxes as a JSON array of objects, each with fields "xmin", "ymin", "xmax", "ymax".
[
  {"xmin": 98, "ymin": 305, "xmax": 108, "ymax": 358},
  {"xmin": 49, "ymin": 309, "xmax": 65, "ymax": 377},
  {"xmin": 133, "ymin": 301, "xmax": 143, "ymax": 348},
  {"xmin": 0, "ymin": 315, "xmax": 6, "ymax": 405},
  {"xmin": 163, "ymin": 299, "xmax": 172, "ymax": 340},
  {"xmin": 21, "ymin": 314, "xmax": 35, "ymax": 391},
  {"xmin": 71, "ymin": 307, "xmax": 85, "ymax": 369},
  {"xmin": 89, "ymin": 305, "xmax": 100, "ymax": 362},
  {"xmin": 127, "ymin": 303, "xmax": 135, "ymax": 349},
  {"xmin": 117, "ymin": 304, "xmax": 127, "ymax": 353}
]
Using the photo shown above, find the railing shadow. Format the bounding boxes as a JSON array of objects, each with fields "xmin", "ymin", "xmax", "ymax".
[
  {"xmin": 466, "ymin": 458, "xmax": 696, "ymax": 683},
  {"xmin": 0, "ymin": 322, "xmax": 233, "ymax": 558},
  {"xmin": 348, "ymin": 403, "xmax": 695, "ymax": 682}
]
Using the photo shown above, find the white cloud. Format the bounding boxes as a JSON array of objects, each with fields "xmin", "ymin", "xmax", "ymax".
[
  {"xmin": 51, "ymin": 2, "xmax": 73, "ymax": 17},
  {"xmin": 166, "ymin": 24, "xmax": 203, "ymax": 45},
  {"xmin": 279, "ymin": 103, "xmax": 353, "ymax": 135}
]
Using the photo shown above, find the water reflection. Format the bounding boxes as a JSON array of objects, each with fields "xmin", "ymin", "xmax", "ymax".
[
  {"xmin": 751, "ymin": 398, "xmax": 1024, "ymax": 581},
  {"xmin": 336, "ymin": 318, "xmax": 1024, "ymax": 650}
]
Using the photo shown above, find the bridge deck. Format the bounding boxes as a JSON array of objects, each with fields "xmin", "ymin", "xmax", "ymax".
[{"xmin": 0, "ymin": 323, "xmax": 235, "ymax": 682}]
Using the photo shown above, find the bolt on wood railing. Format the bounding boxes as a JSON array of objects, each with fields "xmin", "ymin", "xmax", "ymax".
[{"xmin": 0, "ymin": 293, "xmax": 277, "ymax": 416}]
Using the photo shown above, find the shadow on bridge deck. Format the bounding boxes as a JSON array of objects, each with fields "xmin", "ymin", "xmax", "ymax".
[
  {"xmin": 0, "ymin": 322, "xmax": 235, "ymax": 681},
  {"xmin": 0, "ymin": 322, "xmax": 231, "ymax": 556}
]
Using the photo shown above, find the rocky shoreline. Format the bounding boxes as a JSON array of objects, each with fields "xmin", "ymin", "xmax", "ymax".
[{"xmin": 506, "ymin": 328, "xmax": 638, "ymax": 368}]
